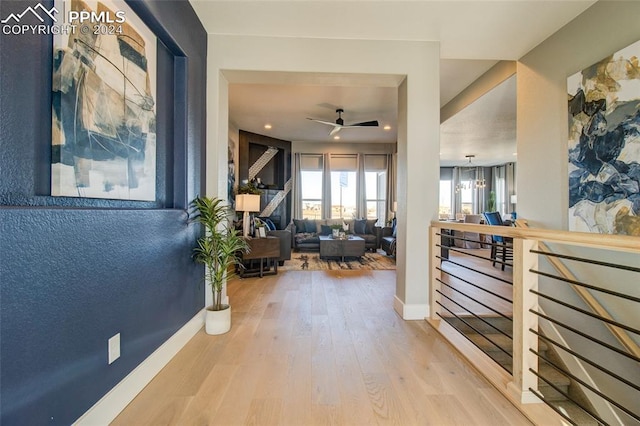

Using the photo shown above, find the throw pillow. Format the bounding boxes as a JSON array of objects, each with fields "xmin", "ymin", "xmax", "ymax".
[
  {"xmin": 293, "ymin": 219, "xmax": 306, "ymax": 234},
  {"xmin": 354, "ymin": 219, "xmax": 367, "ymax": 234},
  {"xmin": 305, "ymin": 220, "xmax": 318, "ymax": 233},
  {"xmin": 320, "ymin": 224, "xmax": 332, "ymax": 236},
  {"xmin": 365, "ymin": 219, "xmax": 377, "ymax": 234},
  {"xmin": 258, "ymin": 217, "xmax": 277, "ymax": 231},
  {"xmin": 264, "ymin": 218, "xmax": 277, "ymax": 231}
]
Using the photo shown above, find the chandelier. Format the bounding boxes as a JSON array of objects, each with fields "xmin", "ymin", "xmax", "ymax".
[{"xmin": 455, "ymin": 155, "xmax": 486, "ymax": 193}]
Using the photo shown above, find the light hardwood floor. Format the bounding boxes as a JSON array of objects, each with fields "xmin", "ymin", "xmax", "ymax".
[{"xmin": 113, "ymin": 270, "xmax": 532, "ymax": 425}]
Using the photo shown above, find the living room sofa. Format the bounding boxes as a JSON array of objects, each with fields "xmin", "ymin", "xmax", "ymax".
[{"xmin": 292, "ymin": 218, "xmax": 381, "ymax": 252}]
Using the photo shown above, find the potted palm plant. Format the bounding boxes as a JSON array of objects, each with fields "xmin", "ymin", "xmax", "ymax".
[{"xmin": 191, "ymin": 196, "xmax": 249, "ymax": 335}]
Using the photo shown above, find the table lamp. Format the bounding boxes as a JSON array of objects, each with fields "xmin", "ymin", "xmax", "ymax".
[{"xmin": 235, "ymin": 194, "xmax": 261, "ymax": 238}]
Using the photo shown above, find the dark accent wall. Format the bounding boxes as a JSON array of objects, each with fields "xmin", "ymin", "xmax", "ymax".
[
  {"xmin": 239, "ymin": 130, "xmax": 292, "ymax": 189},
  {"xmin": 0, "ymin": 1, "xmax": 207, "ymax": 424},
  {"xmin": 238, "ymin": 131, "xmax": 292, "ymax": 227}
]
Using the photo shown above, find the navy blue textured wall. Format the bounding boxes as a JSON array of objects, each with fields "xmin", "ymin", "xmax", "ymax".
[{"xmin": 0, "ymin": 1, "xmax": 207, "ymax": 423}]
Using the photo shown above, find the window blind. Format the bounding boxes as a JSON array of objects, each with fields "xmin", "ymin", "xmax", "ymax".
[
  {"xmin": 364, "ymin": 154, "xmax": 387, "ymax": 171},
  {"xmin": 300, "ymin": 154, "xmax": 323, "ymax": 171}
]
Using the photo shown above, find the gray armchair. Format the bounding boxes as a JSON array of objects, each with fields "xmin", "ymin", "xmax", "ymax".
[{"xmin": 381, "ymin": 225, "xmax": 396, "ymax": 256}]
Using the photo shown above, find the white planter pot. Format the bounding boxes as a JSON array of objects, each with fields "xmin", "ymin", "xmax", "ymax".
[{"xmin": 205, "ymin": 305, "xmax": 231, "ymax": 335}]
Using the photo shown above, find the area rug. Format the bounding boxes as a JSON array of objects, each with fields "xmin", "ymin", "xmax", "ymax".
[{"xmin": 281, "ymin": 251, "xmax": 396, "ymax": 271}]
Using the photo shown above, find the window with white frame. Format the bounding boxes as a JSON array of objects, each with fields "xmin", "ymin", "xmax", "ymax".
[
  {"xmin": 330, "ymin": 154, "xmax": 357, "ymax": 219},
  {"xmin": 365, "ymin": 155, "xmax": 387, "ymax": 226},
  {"xmin": 300, "ymin": 154, "xmax": 323, "ymax": 220},
  {"xmin": 439, "ymin": 179, "xmax": 452, "ymax": 218},
  {"xmin": 298, "ymin": 153, "xmax": 392, "ymax": 221},
  {"xmin": 495, "ymin": 177, "xmax": 506, "ymax": 215}
]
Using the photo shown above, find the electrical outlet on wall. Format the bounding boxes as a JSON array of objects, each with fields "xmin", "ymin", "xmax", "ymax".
[{"xmin": 108, "ymin": 333, "xmax": 120, "ymax": 364}]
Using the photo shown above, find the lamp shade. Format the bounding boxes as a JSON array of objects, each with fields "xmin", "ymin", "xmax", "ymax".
[
  {"xmin": 510, "ymin": 194, "xmax": 517, "ymax": 204},
  {"xmin": 235, "ymin": 194, "xmax": 261, "ymax": 212}
]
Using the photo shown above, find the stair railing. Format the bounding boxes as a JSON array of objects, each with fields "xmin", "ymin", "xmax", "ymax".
[
  {"xmin": 514, "ymin": 218, "xmax": 640, "ymax": 359},
  {"xmin": 429, "ymin": 220, "xmax": 639, "ymax": 426}
]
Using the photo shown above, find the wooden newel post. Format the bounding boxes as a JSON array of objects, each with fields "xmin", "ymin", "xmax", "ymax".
[
  {"xmin": 509, "ymin": 236, "xmax": 541, "ymax": 403},
  {"xmin": 429, "ymin": 225, "xmax": 443, "ymax": 322}
]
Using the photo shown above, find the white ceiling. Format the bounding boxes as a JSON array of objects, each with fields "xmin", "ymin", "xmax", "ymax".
[
  {"xmin": 229, "ymin": 82, "xmax": 400, "ymax": 144},
  {"xmin": 190, "ymin": 0, "xmax": 596, "ymax": 164},
  {"xmin": 440, "ymin": 74, "xmax": 517, "ymax": 167}
]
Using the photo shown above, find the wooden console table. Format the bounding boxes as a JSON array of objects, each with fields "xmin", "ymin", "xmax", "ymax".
[{"xmin": 240, "ymin": 236, "xmax": 280, "ymax": 278}]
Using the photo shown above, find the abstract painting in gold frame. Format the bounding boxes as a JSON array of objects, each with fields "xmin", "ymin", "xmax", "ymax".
[{"xmin": 568, "ymin": 40, "xmax": 640, "ymax": 236}]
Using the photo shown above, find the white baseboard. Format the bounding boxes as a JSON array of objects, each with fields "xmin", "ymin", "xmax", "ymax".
[
  {"xmin": 74, "ymin": 309, "xmax": 206, "ymax": 425},
  {"xmin": 393, "ymin": 296, "xmax": 429, "ymax": 320},
  {"xmin": 428, "ymin": 317, "xmax": 567, "ymax": 425}
]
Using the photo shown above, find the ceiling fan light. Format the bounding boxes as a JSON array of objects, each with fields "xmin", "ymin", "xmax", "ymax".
[
  {"xmin": 383, "ymin": 125, "xmax": 391, "ymax": 130},
  {"xmin": 333, "ymin": 135, "xmax": 340, "ymax": 140},
  {"xmin": 308, "ymin": 108, "xmax": 380, "ymax": 137},
  {"xmin": 264, "ymin": 124, "xmax": 272, "ymax": 129}
]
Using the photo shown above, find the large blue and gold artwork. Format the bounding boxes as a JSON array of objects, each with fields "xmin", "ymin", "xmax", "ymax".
[
  {"xmin": 52, "ymin": 0, "xmax": 156, "ymax": 200},
  {"xmin": 568, "ymin": 40, "xmax": 640, "ymax": 236}
]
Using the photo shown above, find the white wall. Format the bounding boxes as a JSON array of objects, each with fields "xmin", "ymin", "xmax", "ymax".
[
  {"xmin": 207, "ymin": 35, "xmax": 440, "ymax": 319},
  {"xmin": 441, "ymin": 60, "xmax": 516, "ymax": 123},
  {"xmin": 517, "ymin": 1, "xmax": 640, "ymax": 297},
  {"xmin": 517, "ymin": 2, "xmax": 640, "ymax": 420},
  {"xmin": 518, "ymin": 1, "xmax": 640, "ymax": 231}
]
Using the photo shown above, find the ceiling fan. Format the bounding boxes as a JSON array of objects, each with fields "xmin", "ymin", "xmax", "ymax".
[{"xmin": 307, "ymin": 108, "xmax": 379, "ymax": 136}]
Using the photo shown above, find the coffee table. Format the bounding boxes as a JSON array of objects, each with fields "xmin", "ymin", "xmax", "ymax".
[{"xmin": 319, "ymin": 235, "xmax": 365, "ymax": 261}]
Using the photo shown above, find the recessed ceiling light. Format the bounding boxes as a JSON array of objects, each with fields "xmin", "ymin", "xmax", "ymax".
[
  {"xmin": 383, "ymin": 125, "xmax": 391, "ymax": 131},
  {"xmin": 333, "ymin": 135, "xmax": 340, "ymax": 140},
  {"xmin": 264, "ymin": 124, "xmax": 272, "ymax": 130}
]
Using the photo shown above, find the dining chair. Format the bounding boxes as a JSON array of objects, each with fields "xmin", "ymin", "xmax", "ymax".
[
  {"xmin": 463, "ymin": 214, "xmax": 483, "ymax": 249},
  {"xmin": 482, "ymin": 211, "xmax": 513, "ymax": 270}
]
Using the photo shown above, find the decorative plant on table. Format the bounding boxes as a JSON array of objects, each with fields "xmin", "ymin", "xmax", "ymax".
[
  {"xmin": 330, "ymin": 224, "xmax": 343, "ymax": 238},
  {"xmin": 191, "ymin": 196, "xmax": 249, "ymax": 332},
  {"xmin": 236, "ymin": 180, "xmax": 262, "ymax": 195},
  {"xmin": 254, "ymin": 217, "xmax": 267, "ymax": 238}
]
